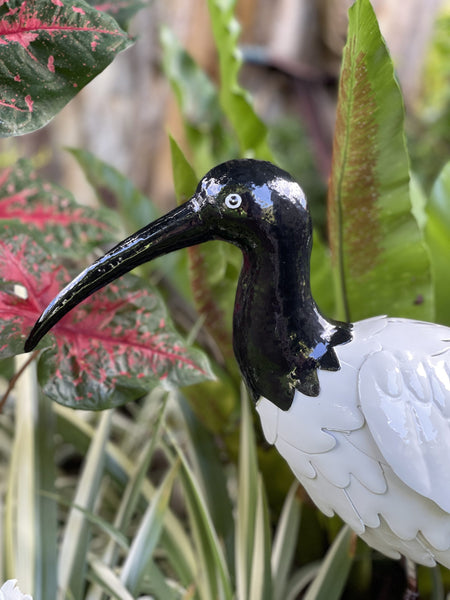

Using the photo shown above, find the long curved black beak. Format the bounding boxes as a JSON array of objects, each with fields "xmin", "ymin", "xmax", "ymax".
[{"xmin": 24, "ymin": 197, "xmax": 210, "ymax": 352}]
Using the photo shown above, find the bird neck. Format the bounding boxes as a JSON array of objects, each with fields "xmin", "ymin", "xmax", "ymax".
[{"xmin": 233, "ymin": 240, "xmax": 352, "ymax": 411}]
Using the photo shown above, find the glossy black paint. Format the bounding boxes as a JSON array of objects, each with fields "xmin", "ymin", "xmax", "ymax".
[{"xmin": 25, "ymin": 159, "xmax": 352, "ymax": 410}]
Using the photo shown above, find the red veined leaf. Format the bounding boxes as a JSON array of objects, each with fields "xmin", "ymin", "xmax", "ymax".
[
  {"xmin": 0, "ymin": 235, "xmax": 213, "ymax": 409},
  {"xmin": 0, "ymin": 235, "xmax": 66, "ymax": 353},
  {"xmin": 0, "ymin": 0, "xmax": 133, "ymax": 137},
  {"xmin": 0, "ymin": 159, "xmax": 118, "ymax": 255}
]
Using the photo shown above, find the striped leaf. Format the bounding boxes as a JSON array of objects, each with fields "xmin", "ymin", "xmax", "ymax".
[{"xmin": 327, "ymin": 0, "xmax": 432, "ymax": 322}]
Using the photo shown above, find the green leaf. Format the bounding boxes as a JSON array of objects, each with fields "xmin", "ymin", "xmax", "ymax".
[
  {"xmin": 160, "ymin": 26, "xmax": 220, "ymax": 133},
  {"xmin": 285, "ymin": 563, "xmax": 320, "ymax": 600},
  {"xmin": 41, "ymin": 490, "xmax": 130, "ymax": 551},
  {"xmin": 120, "ymin": 461, "xmax": 178, "ymax": 595},
  {"xmin": 429, "ymin": 565, "xmax": 445, "ymax": 600},
  {"xmin": 58, "ymin": 410, "xmax": 112, "ymax": 599},
  {"xmin": 0, "ymin": 0, "xmax": 132, "ymax": 137},
  {"xmin": 310, "ymin": 232, "xmax": 336, "ymax": 319},
  {"xmin": 410, "ymin": 174, "xmax": 428, "ymax": 232},
  {"xmin": 6, "ymin": 357, "xmax": 41, "ymax": 594},
  {"xmin": 91, "ymin": 557, "xmax": 178, "ymax": 600},
  {"xmin": 84, "ymin": 397, "xmax": 167, "ymax": 599},
  {"xmin": 161, "ymin": 27, "xmax": 234, "ymax": 173},
  {"xmin": 327, "ymin": 0, "xmax": 432, "ymax": 322},
  {"xmin": 271, "ymin": 483, "xmax": 302, "ymax": 600},
  {"xmin": 425, "ymin": 161, "xmax": 450, "ymax": 325},
  {"xmin": 235, "ymin": 387, "xmax": 260, "ymax": 600},
  {"xmin": 179, "ymin": 397, "xmax": 235, "ymax": 570},
  {"xmin": 303, "ymin": 526, "xmax": 354, "ymax": 600},
  {"xmin": 206, "ymin": 0, "xmax": 272, "ymax": 159},
  {"xmin": 169, "ymin": 135, "xmax": 198, "ymax": 203},
  {"xmin": 34, "ymin": 383, "xmax": 58, "ymax": 599},
  {"xmin": 168, "ymin": 430, "xmax": 233, "ymax": 600},
  {"xmin": 68, "ymin": 148, "xmax": 159, "ymax": 234},
  {"xmin": 248, "ymin": 475, "xmax": 272, "ymax": 600},
  {"xmin": 137, "ymin": 560, "xmax": 180, "ymax": 600},
  {"xmin": 53, "ymin": 401, "xmax": 200, "ymax": 590},
  {"xmin": 89, "ymin": 558, "xmax": 135, "ymax": 600}
]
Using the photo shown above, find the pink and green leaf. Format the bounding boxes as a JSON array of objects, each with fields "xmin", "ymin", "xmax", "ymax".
[
  {"xmin": 0, "ymin": 235, "xmax": 68, "ymax": 355},
  {"xmin": 327, "ymin": 0, "xmax": 432, "ymax": 322},
  {"xmin": 0, "ymin": 235, "xmax": 213, "ymax": 409},
  {"xmin": 0, "ymin": 0, "xmax": 132, "ymax": 137},
  {"xmin": 0, "ymin": 159, "xmax": 118, "ymax": 254}
]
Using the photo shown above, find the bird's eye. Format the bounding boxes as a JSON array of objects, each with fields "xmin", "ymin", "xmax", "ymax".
[{"xmin": 224, "ymin": 193, "xmax": 242, "ymax": 209}]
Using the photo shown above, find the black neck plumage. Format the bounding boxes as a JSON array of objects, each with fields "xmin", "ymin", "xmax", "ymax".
[{"xmin": 232, "ymin": 235, "xmax": 352, "ymax": 411}]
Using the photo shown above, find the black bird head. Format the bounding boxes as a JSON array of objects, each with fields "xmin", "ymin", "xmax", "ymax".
[
  {"xmin": 190, "ymin": 159, "xmax": 311, "ymax": 249},
  {"xmin": 25, "ymin": 159, "xmax": 351, "ymax": 409}
]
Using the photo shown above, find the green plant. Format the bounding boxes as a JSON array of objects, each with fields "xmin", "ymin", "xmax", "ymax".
[{"xmin": 0, "ymin": 0, "xmax": 449, "ymax": 598}]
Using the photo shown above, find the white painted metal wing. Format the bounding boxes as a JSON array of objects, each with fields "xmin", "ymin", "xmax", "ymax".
[{"xmin": 359, "ymin": 322, "xmax": 450, "ymax": 513}]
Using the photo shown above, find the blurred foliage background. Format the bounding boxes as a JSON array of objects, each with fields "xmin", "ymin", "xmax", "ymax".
[
  {"xmin": 0, "ymin": 0, "xmax": 450, "ymax": 599},
  {"xmin": 1, "ymin": 0, "xmax": 448, "ymax": 210}
]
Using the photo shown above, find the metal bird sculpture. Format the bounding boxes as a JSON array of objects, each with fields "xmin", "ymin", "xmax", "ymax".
[{"xmin": 25, "ymin": 159, "xmax": 450, "ymax": 578}]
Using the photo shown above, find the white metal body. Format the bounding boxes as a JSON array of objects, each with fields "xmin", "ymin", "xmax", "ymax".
[{"xmin": 256, "ymin": 316, "xmax": 450, "ymax": 566}]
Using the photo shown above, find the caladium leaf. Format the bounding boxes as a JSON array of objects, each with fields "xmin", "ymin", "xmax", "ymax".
[
  {"xmin": 0, "ymin": 159, "xmax": 118, "ymax": 255},
  {"xmin": 0, "ymin": 235, "xmax": 68, "ymax": 356},
  {"xmin": 0, "ymin": 235, "xmax": 213, "ymax": 409},
  {"xmin": 327, "ymin": 0, "xmax": 432, "ymax": 322},
  {"xmin": 0, "ymin": 0, "xmax": 133, "ymax": 137}
]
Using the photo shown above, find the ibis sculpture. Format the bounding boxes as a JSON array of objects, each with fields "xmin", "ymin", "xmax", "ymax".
[{"xmin": 25, "ymin": 159, "xmax": 450, "ymax": 580}]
